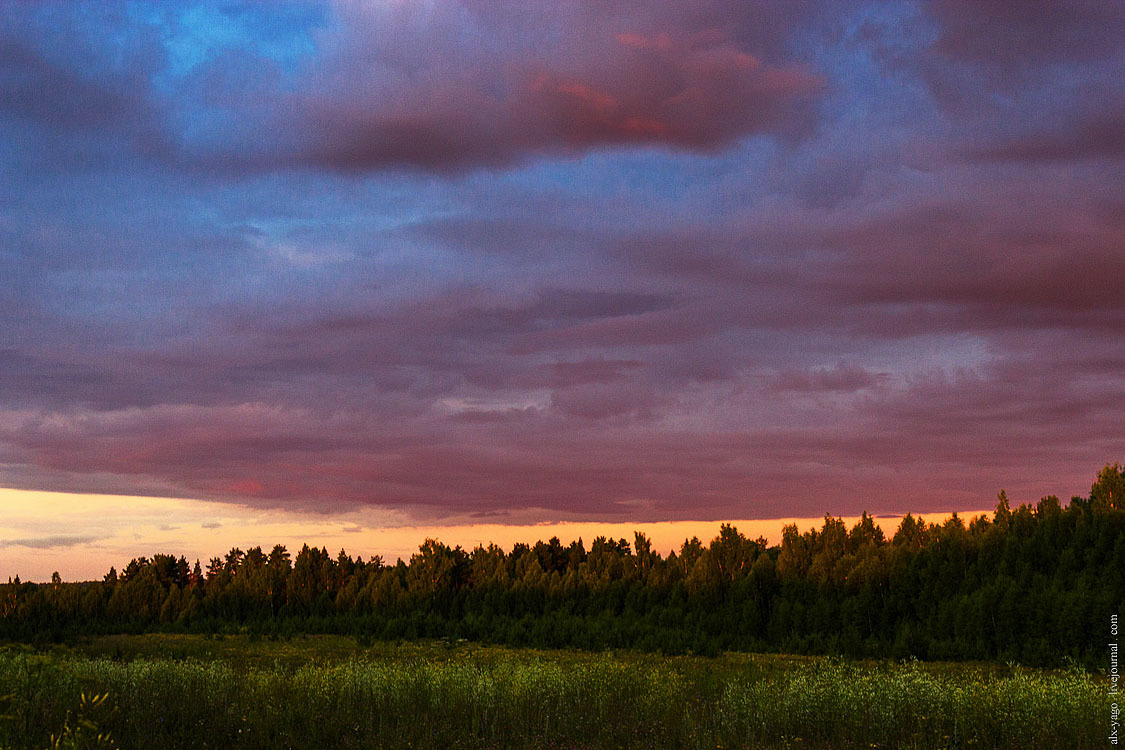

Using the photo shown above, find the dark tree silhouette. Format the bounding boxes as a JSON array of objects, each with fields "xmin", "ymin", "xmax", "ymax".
[{"xmin": 2, "ymin": 463, "xmax": 1123, "ymax": 667}]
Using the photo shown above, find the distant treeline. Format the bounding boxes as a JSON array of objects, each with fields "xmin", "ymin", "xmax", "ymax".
[{"xmin": 3, "ymin": 464, "xmax": 1123, "ymax": 666}]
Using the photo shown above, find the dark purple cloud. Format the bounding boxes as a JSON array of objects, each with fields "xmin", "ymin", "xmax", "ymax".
[
  {"xmin": 964, "ymin": 104, "xmax": 1125, "ymax": 163},
  {"xmin": 0, "ymin": 2, "xmax": 825, "ymax": 173},
  {"xmin": 0, "ymin": 1, "xmax": 1122, "ymax": 524},
  {"xmin": 220, "ymin": 22, "xmax": 824, "ymax": 171},
  {"xmin": 928, "ymin": 0, "xmax": 1125, "ymax": 70}
]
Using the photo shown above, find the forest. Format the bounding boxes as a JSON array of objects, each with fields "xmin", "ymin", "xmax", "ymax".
[{"xmin": 3, "ymin": 463, "xmax": 1123, "ymax": 667}]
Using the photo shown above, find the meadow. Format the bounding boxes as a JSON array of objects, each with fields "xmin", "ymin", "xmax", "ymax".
[{"xmin": 0, "ymin": 635, "xmax": 1109, "ymax": 749}]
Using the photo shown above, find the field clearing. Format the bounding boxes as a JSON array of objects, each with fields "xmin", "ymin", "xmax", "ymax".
[{"xmin": 0, "ymin": 636, "xmax": 1109, "ymax": 749}]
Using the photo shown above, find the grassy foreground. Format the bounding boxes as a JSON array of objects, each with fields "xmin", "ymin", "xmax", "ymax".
[{"xmin": 0, "ymin": 636, "xmax": 1109, "ymax": 749}]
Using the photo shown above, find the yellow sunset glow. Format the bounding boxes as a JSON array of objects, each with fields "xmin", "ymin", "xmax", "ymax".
[{"xmin": 0, "ymin": 487, "xmax": 991, "ymax": 582}]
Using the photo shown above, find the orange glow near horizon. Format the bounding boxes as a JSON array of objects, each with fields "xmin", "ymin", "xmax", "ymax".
[{"xmin": 0, "ymin": 488, "xmax": 992, "ymax": 583}]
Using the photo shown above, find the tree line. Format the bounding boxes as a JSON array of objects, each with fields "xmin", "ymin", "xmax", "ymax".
[{"xmin": 3, "ymin": 463, "xmax": 1123, "ymax": 666}]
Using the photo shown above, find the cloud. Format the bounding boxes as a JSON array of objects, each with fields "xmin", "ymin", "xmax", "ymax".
[
  {"xmin": 963, "ymin": 105, "xmax": 1125, "ymax": 163},
  {"xmin": 0, "ymin": 0, "xmax": 1121, "ymax": 525},
  {"xmin": 0, "ymin": 534, "xmax": 103, "ymax": 549},
  {"xmin": 0, "ymin": 2, "xmax": 826, "ymax": 175},
  {"xmin": 769, "ymin": 364, "xmax": 889, "ymax": 394},
  {"xmin": 927, "ymin": 0, "xmax": 1125, "ymax": 71},
  {"xmin": 222, "ymin": 27, "xmax": 823, "ymax": 172},
  {"xmin": 549, "ymin": 380, "xmax": 665, "ymax": 421},
  {"xmin": 0, "ymin": 6, "xmax": 171, "ymax": 167}
]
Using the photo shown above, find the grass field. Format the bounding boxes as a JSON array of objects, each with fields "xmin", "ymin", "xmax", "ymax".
[{"xmin": 0, "ymin": 635, "xmax": 1109, "ymax": 749}]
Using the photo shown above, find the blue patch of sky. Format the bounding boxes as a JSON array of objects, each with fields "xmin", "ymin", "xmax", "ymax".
[
  {"xmin": 132, "ymin": 3, "xmax": 326, "ymax": 159},
  {"xmin": 483, "ymin": 144, "xmax": 772, "ymax": 232},
  {"xmin": 201, "ymin": 172, "xmax": 465, "ymax": 247},
  {"xmin": 132, "ymin": 1, "xmax": 325, "ymax": 80},
  {"xmin": 793, "ymin": 3, "xmax": 934, "ymax": 133}
]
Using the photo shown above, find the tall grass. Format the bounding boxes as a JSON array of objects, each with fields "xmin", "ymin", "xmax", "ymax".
[{"xmin": 0, "ymin": 644, "xmax": 1108, "ymax": 749}]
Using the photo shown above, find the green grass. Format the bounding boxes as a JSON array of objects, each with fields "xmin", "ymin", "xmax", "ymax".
[{"xmin": 0, "ymin": 636, "xmax": 1109, "ymax": 749}]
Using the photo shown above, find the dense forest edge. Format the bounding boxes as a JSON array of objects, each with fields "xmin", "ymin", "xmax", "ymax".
[{"xmin": 3, "ymin": 463, "xmax": 1123, "ymax": 667}]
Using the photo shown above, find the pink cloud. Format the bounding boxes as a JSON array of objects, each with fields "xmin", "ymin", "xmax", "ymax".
[{"xmin": 200, "ymin": 7, "xmax": 824, "ymax": 172}]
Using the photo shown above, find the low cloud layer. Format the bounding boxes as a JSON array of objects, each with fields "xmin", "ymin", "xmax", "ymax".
[
  {"xmin": 0, "ymin": 1, "xmax": 1121, "ymax": 523},
  {"xmin": 0, "ymin": 535, "xmax": 104, "ymax": 550}
]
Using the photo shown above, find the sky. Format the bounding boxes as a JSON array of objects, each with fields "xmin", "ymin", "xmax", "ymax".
[
  {"xmin": 0, "ymin": 487, "xmax": 989, "ymax": 582},
  {"xmin": 1, "ymin": 1, "xmax": 1123, "ymax": 579}
]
